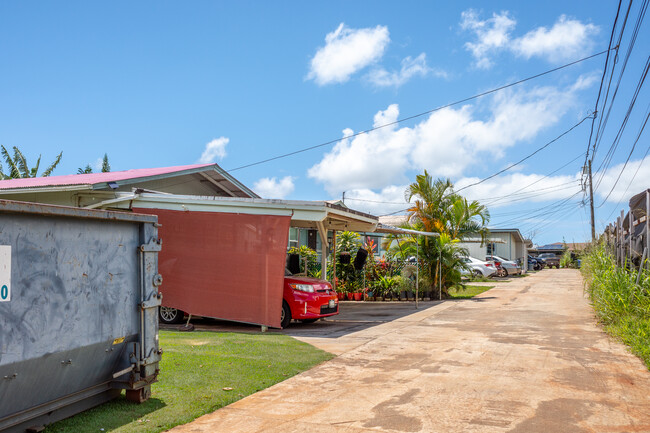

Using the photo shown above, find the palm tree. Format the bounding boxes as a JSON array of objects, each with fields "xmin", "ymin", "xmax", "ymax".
[
  {"xmin": 77, "ymin": 164, "xmax": 93, "ymax": 174},
  {"xmin": 0, "ymin": 145, "xmax": 62, "ymax": 179},
  {"xmin": 395, "ymin": 170, "xmax": 490, "ymax": 297}
]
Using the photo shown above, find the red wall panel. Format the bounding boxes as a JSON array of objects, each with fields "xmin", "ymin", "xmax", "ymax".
[{"xmin": 134, "ymin": 208, "xmax": 290, "ymax": 328}]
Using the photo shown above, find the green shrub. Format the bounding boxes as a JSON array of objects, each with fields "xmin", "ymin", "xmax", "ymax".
[{"xmin": 582, "ymin": 243, "xmax": 650, "ymax": 369}]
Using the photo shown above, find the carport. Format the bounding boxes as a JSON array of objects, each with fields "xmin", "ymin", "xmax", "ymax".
[{"xmin": 85, "ymin": 192, "xmax": 379, "ymax": 328}]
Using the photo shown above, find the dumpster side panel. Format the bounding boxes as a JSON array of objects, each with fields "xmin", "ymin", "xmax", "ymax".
[
  {"xmin": 0, "ymin": 204, "xmax": 160, "ymax": 432},
  {"xmin": 139, "ymin": 208, "xmax": 290, "ymax": 328},
  {"xmin": 0, "ymin": 217, "xmax": 140, "ymax": 366}
]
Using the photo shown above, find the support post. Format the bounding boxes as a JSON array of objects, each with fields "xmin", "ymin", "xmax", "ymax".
[
  {"xmin": 621, "ymin": 210, "xmax": 625, "ymax": 266},
  {"xmin": 331, "ymin": 230, "xmax": 337, "ymax": 290},
  {"xmin": 630, "ymin": 210, "xmax": 633, "ymax": 268},
  {"xmin": 415, "ymin": 235, "xmax": 419, "ymax": 309},
  {"xmin": 316, "ymin": 221, "xmax": 328, "ymax": 280},
  {"xmin": 637, "ymin": 248, "xmax": 647, "ymax": 285}
]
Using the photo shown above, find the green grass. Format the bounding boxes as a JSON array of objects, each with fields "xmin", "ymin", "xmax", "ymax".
[
  {"xmin": 582, "ymin": 244, "xmax": 650, "ymax": 369},
  {"xmin": 448, "ymin": 284, "xmax": 494, "ymax": 299},
  {"xmin": 45, "ymin": 330, "xmax": 334, "ymax": 433}
]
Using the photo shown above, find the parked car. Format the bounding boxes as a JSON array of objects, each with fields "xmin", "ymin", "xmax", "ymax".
[
  {"xmin": 281, "ymin": 269, "xmax": 339, "ymax": 328},
  {"xmin": 485, "ymin": 255, "xmax": 522, "ymax": 277},
  {"xmin": 160, "ymin": 270, "xmax": 339, "ymax": 328},
  {"xmin": 537, "ymin": 253, "xmax": 560, "ymax": 269},
  {"xmin": 527, "ymin": 255, "xmax": 544, "ymax": 271},
  {"xmin": 460, "ymin": 256, "xmax": 497, "ymax": 278}
]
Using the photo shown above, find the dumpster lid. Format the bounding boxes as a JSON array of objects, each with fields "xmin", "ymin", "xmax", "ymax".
[{"xmin": 0, "ymin": 199, "xmax": 158, "ymax": 224}]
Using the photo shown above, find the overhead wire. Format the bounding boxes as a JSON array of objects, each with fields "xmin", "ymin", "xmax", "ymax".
[
  {"xmin": 603, "ymin": 134, "xmax": 650, "ymax": 221},
  {"xmin": 594, "ymin": 54, "xmax": 650, "ymax": 191},
  {"xmin": 455, "ymin": 114, "xmax": 593, "ymax": 194},
  {"xmin": 593, "ymin": 0, "xmax": 645, "ymax": 161},
  {"xmin": 226, "ymin": 49, "xmax": 613, "ymax": 173},
  {"xmin": 596, "ymin": 101, "xmax": 650, "ymax": 207},
  {"xmin": 584, "ymin": 0, "xmax": 625, "ymax": 171}
]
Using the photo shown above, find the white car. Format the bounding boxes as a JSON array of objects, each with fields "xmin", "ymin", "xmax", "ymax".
[
  {"xmin": 485, "ymin": 255, "xmax": 522, "ymax": 276},
  {"xmin": 460, "ymin": 256, "xmax": 497, "ymax": 278}
]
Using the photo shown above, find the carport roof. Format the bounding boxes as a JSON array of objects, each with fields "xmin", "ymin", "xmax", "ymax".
[{"xmin": 90, "ymin": 192, "xmax": 380, "ymax": 233}]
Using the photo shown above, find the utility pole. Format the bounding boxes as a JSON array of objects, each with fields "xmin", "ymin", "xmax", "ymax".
[
  {"xmin": 588, "ymin": 159, "xmax": 596, "ymax": 242},
  {"xmin": 342, "ymin": 191, "xmax": 345, "ymax": 205}
]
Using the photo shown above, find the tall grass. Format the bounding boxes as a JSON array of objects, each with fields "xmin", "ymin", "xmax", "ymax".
[{"xmin": 582, "ymin": 243, "xmax": 650, "ymax": 369}]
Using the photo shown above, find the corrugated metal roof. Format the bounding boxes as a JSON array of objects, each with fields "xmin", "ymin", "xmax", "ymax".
[{"xmin": 0, "ymin": 163, "xmax": 215, "ymax": 190}]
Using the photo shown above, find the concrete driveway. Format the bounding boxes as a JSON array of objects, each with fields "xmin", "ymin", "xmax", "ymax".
[{"xmin": 168, "ymin": 270, "xmax": 650, "ymax": 432}]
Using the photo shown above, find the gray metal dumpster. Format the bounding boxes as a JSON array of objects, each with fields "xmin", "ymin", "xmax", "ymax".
[{"xmin": 0, "ymin": 200, "xmax": 163, "ymax": 433}]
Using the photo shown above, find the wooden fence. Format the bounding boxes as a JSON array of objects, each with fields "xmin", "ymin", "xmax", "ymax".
[{"xmin": 603, "ymin": 188, "xmax": 649, "ymax": 270}]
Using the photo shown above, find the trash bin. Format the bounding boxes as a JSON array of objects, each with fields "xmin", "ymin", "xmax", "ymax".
[{"xmin": 0, "ymin": 200, "xmax": 162, "ymax": 433}]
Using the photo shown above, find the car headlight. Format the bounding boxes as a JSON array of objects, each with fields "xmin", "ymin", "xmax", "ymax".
[{"xmin": 290, "ymin": 284, "xmax": 315, "ymax": 293}]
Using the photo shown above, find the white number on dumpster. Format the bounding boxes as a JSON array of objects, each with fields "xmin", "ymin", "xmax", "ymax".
[{"xmin": 0, "ymin": 246, "xmax": 11, "ymax": 302}]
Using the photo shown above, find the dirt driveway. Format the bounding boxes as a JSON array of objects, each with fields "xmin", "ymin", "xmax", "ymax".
[{"xmin": 169, "ymin": 270, "xmax": 650, "ymax": 432}]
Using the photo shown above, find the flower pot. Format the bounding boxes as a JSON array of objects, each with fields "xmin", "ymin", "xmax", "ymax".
[
  {"xmin": 400, "ymin": 290, "xmax": 408, "ymax": 301},
  {"xmin": 337, "ymin": 292, "xmax": 345, "ymax": 301},
  {"xmin": 353, "ymin": 292, "xmax": 362, "ymax": 301},
  {"xmin": 347, "ymin": 293, "xmax": 354, "ymax": 300}
]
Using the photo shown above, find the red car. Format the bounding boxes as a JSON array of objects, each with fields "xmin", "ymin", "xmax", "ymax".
[{"xmin": 281, "ymin": 270, "xmax": 339, "ymax": 328}]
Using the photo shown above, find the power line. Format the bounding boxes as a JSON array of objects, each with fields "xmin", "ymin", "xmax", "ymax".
[
  {"xmin": 482, "ymin": 152, "xmax": 585, "ymax": 206},
  {"xmin": 455, "ymin": 114, "xmax": 593, "ymax": 194},
  {"xmin": 594, "ymin": 54, "xmax": 650, "ymax": 191},
  {"xmin": 592, "ymin": 0, "xmax": 646, "ymax": 161},
  {"xmin": 604, "ymin": 136, "xmax": 650, "ymax": 221},
  {"xmin": 596, "ymin": 102, "xmax": 650, "ymax": 207},
  {"xmin": 584, "ymin": 0, "xmax": 625, "ymax": 168},
  {"xmin": 227, "ymin": 49, "xmax": 613, "ymax": 173}
]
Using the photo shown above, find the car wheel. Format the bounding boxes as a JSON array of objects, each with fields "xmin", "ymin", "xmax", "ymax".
[
  {"xmin": 159, "ymin": 306, "xmax": 185, "ymax": 324},
  {"xmin": 473, "ymin": 270, "xmax": 482, "ymax": 278},
  {"xmin": 498, "ymin": 268, "xmax": 507, "ymax": 277},
  {"xmin": 281, "ymin": 301, "xmax": 292, "ymax": 329},
  {"xmin": 300, "ymin": 318, "xmax": 318, "ymax": 324}
]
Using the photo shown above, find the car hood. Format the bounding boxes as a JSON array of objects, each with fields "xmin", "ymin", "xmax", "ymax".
[{"xmin": 285, "ymin": 275, "xmax": 333, "ymax": 290}]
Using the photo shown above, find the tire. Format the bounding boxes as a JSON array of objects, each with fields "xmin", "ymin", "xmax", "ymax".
[
  {"xmin": 498, "ymin": 268, "xmax": 507, "ymax": 277},
  {"xmin": 300, "ymin": 319, "xmax": 318, "ymax": 324},
  {"xmin": 159, "ymin": 306, "xmax": 185, "ymax": 324},
  {"xmin": 473, "ymin": 270, "xmax": 482, "ymax": 278},
  {"xmin": 281, "ymin": 301, "xmax": 292, "ymax": 329}
]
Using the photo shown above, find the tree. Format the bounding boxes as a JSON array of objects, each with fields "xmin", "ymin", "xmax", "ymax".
[
  {"xmin": 101, "ymin": 153, "xmax": 110, "ymax": 172},
  {"xmin": 77, "ymin": 154, "xmax": 110, "ymax": 175},
  {"xmin": 0, "ymin": 145, "xmax": 62, "ymax": 179},
  {"xmin": 78, "ymin": 164, "xmax": 93, "ymax": 174},
  {"xmin": 395, "ymin": 170, "xmax": 490, "ymax": 297}
]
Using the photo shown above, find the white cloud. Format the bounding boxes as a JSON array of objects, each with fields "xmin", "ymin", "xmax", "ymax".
[
  {"xmin": 342, "ymin": 185, "xmax": 410, "ymax": 216},
  {"xmin": 198, "ymin": 137, "xmax": 228, "ymax": 163},
  {"xmin": 455, "ymin": 172, "xmax": 582, "ymax": 208},
  {"xmin": 367, "ymin": 53, "xmax": 443, "ymax": 87},
  {"xmin": 308, "ymin": 76, "xmax": 589, "ymax": 195},
  {"xmin": 307, "ymin": 104, "xmax": 413, "ymax": 194},
  {"xmin": 595, "ymin": 159, "xmax": 650, "ymax": 203},
  {"xmin": 307, "ymin": 23, "xmax": 390, "ymax": 85},
  {"xmin": 461, "ymin": 9, "xmax": 516, "ymax": 69},
  {"xmin": 513, "ymin": 15, "xmax": 598, "ymax": 62},
  {"xmin": 253, "ymin": 176, "xmax": 295, "ymax": 199},
  {"xmin": 461, "ymin": 10, "xmax": 598, "ymax": 68}
]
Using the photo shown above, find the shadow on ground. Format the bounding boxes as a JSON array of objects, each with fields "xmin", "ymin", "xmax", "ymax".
[{"xmin": 161, "ymin": 301, "xmax": 445, "ymax": 339}]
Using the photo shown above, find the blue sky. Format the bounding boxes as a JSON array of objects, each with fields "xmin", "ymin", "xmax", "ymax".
[{"xmin": 0, "ymin": 1, "xmax": 648, "ymax": 245}]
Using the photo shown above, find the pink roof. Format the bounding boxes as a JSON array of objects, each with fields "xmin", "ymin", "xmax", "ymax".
[{"xmin": 0, "ymin": 163, "xmax": 216, "ymax": 190}]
